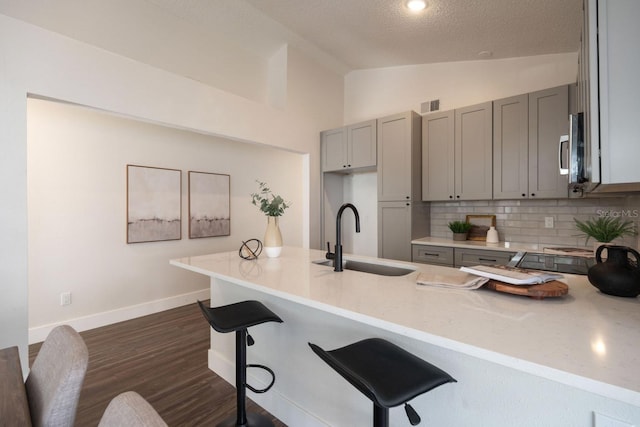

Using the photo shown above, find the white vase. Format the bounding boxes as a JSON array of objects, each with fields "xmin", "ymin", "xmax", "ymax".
[
  {"xmin": 264, "ymin": 216, "xmax": 283, "ymax": 258},
  {"xmin": 486, "ymin": 226, "xmax": 499, "ymax": 243}
]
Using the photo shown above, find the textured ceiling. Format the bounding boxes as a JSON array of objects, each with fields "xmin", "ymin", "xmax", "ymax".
[
  {"xmin": 0, "ymin": 0, "xmax": 582, "ymax": 74},
  {"xmin": 147, "ymin": 0, "xmax": 583, "ymax": 71}
]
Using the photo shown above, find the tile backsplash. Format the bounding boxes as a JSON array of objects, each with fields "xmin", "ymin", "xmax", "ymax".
[{"xmin": 430, "ymin": 195, "xmax": 640, "ymax": 249}]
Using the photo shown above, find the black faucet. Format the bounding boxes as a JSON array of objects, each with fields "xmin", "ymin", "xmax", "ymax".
[{"xmin": 333, "ymin": 203, "xmax": 360, "ymax": 272}]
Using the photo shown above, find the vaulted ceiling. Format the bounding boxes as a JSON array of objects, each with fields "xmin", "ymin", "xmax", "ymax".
[{"xmin": 0, "ymin": 0, "xmax": 582, "ymax": 75}]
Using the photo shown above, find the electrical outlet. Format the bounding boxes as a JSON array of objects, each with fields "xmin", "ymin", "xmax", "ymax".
[
  {"xmin": 60, "ymin": 292, "xmax": 71, "ymax": 306},
  {"xmin": 544, "ymin": 217, "xmax": 554, "ymax": 228}
]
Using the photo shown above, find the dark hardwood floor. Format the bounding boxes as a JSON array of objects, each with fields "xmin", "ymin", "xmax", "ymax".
[{"xmin": 29, "ymin": 301, "xmax": 287, "ymax": 426}]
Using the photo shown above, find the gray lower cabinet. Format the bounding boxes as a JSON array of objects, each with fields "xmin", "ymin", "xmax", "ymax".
[
  {"xmin": 379, "ymin": 202, "xmax": 429, "ymax": 262},
  {"xmin": 412, "ymin": 245, "xmax": 454, "ymax": 267},
  {"xmin": 454, "ymin": 248, "xmax": 517, "ymax": 268},
  {"xmin": 412, "ymin": 245, "xmax": 516, "ymax": 268}
]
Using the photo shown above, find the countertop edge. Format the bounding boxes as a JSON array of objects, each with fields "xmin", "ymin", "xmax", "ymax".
[
  {"xmin": 170, "ymin": 255, "xmax": 640, "ymax": 407},
  {"xmin": 412, "ymin": 237, "xmax": 541, "ymax": 253}
]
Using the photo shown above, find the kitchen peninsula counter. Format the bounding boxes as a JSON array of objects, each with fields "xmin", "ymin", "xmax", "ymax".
[{"xmin": 172, "ymin": 247, "xmax": 640, "ymax": 426}]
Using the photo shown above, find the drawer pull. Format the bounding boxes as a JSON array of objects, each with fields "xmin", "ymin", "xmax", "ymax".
[
  {"xmin": 478, "ymin": 258, "xmax": 497, "ymax": 263},
  {"xmin": 422, "ymin": 252, "xmax": 440, "ymax": 257}
]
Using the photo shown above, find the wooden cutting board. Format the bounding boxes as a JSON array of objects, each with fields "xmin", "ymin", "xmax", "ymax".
[{"xmin": 484, "ymin": 280, "xmax": 568, "ymax": 299}]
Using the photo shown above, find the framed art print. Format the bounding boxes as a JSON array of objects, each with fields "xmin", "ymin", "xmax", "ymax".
[
  {"xmin": 188, "ymin": 171, "xmax": 230, "ymax": 238},
  {"xmin": 127, "ymin": 165, "xmax": 181, "ymax": 243}
]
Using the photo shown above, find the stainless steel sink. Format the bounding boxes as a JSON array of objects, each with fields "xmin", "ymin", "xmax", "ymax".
[{"xmin": 312, "ymin": 258, "xmax": 415, "ymax": 276}]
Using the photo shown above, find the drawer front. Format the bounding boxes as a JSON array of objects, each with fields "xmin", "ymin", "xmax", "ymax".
[
  {"xmin": 454, "ymin": 248, "xmax": 516, "ymax": 267},
  {"xmin": 412, "ymin": 245, "xmax": 454, "ymax": 266}
]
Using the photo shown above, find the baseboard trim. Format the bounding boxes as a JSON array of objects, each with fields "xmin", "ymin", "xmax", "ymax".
[{"xmin": 29, "ymin": 288, "xmax": 210, "ymax": 344}]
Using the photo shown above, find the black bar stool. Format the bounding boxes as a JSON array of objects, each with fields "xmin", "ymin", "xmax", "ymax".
[
  {"xmin": 309, "ymin": 338, "xmax": 456, "ymax": 427},
  {"xmin": 198, "ymin": 300, "xmax": 283, "ymax": 427}
]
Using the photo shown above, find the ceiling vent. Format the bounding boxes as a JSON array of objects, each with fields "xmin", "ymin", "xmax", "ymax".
[{"xmin": 421, "ymin": 99, "xmax": 440, "ymax": 114}]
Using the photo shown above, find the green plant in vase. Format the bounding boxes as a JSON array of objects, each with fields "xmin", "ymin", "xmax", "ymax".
[
  {"xmin": 251, "ymin": 180, "xmax": 290, "ymax": 217},
  {"xmin": 448, "ymin": 220, "xmax": 472, "ymax": 241},
  {"xmin": 251, "ymin": 180, "xmax": 291, "ymax": 257},
  {"xmin": 574, "ymin": 216, "xmax": 637, "ymax": 248}
]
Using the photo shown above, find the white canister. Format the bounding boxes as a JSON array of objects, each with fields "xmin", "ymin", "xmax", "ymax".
[{"xmin": 486, "ymin": 226, "xmax": 499, "ymax": 243}]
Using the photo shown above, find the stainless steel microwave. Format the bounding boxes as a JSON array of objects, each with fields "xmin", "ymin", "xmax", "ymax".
[{"xmin": 559, "ymin": 112, "xmax": 599, "ymax": 194}]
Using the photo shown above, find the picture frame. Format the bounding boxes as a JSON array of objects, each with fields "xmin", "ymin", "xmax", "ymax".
[
  {"xmin": 465, "ymin": 214, "xmax": 496, "ymax": 241},
  {"xmin": 188, "ymin": 171, "xmax": 230, "ymax": 238},
  {"xmin": 127, "ymin": 165, "xmax": 182, "ymax": 243}
]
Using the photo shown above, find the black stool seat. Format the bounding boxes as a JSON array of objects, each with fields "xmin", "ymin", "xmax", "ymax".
[
  {"xmin": 198, "ymin": 300, "xmax": 282, "ymax": 427},
  {"xmin": 309, "ymin": 338, "xmax": 456, "ymax": 426},
  {"xmin": 199, "ymin": 300, "xmax": 283, "ymax": 333}
]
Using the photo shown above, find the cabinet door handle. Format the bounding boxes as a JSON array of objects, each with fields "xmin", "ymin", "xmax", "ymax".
[{"xmin": 559, "ymin": 134, "xmax": 569, "ymax": 175}]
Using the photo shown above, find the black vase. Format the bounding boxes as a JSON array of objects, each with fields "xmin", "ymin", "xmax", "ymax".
[{"xmin": 587, "ymin": 245, "xmax": 640, "ymax": 297}]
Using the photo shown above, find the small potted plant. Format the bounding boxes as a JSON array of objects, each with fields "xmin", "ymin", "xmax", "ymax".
[
  {"xmin": 574, "ymin": 216, "xmax": 637, "ymax": 250},
  {"xmin": 448, "ymin": 220, "xmax": 472, "ymax": 241}
]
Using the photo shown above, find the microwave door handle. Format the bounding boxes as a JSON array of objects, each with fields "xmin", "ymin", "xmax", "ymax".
[{"xmin": 559, "ymin": 134, "xmax": 569, "ymax": 175}]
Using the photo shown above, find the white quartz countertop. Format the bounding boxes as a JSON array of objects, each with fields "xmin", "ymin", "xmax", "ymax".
[
  {"xmin": 412, "ymin": 236, "xmax": 543, "ymax": 253},
  {"xmin": 171, "ymin": 247, "xmax": 640, "ymax": 406}
]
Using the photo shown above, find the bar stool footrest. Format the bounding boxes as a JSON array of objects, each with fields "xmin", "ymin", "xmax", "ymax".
[{"xmin": 246, "ymin": 364, "xmax": 276, "ymax": 393}]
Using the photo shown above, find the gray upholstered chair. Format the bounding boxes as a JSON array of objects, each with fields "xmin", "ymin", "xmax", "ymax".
[
  {"xmin": 98, "ymin": 391, "xmax": 167, "ymax": 427},
  {"xmin": 25, "ymin": 325, "xmax": 89, "ymax": 427}
]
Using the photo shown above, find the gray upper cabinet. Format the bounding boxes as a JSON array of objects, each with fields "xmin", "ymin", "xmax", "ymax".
[
  {"xmin": 421, "ymin": 110, "xmax": 455, "ymax": 201},
  {"xmin": 454, "ymin": 102, "xmax": 493, "ymax": 200},
  {"xmin": 493, "ymin": 94, "xmax": 529, "ymax": 199},
  {"xmin": 377, "ymin": 111, "xmax": 428, "ymax": 262},
  {"xmin": 422, "ymin": 102, "xmax": 492, "ymax": 201},
  {"xmin": 321, "ymin": 127, "xmax": 346, "ymax": 172},
  {"xmin": 377, "ymin": 111, "xmax": 422, "ymax": 202},
  {"xmin": 590, "ymin": 0, "xmax": 640, "ymax": 186},
  {"xmin": 321, "ymin": 119, "xmax": 376, "ymax": 172},
  {"xmin": 528, "ymin": 86, "xmax": 569, "ymax": 198},
  {"xmin": 493, "ymin": 87, "xmax": 569, "ymax": 199}
]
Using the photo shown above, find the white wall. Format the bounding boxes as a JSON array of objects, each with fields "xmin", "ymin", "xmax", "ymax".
[
  {"xmin": 344, "ymin": 53, "xmax": 578, "ymax": 123},
  {"xmin": 0, "ymin": 13, "xmax": 343, "ymax": 366},
  {"xmin": 0, "ymin": 0, "xmax": 271, "ymax": 103},
  {"xmin": 27, "ymin": 98, "xmax": 303, "ymax": 339}
]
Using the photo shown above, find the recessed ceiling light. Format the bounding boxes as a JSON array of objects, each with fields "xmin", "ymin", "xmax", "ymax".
[{"xmin": 406, "ymin": 0, "xmax": 427, "ymax": 12}]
